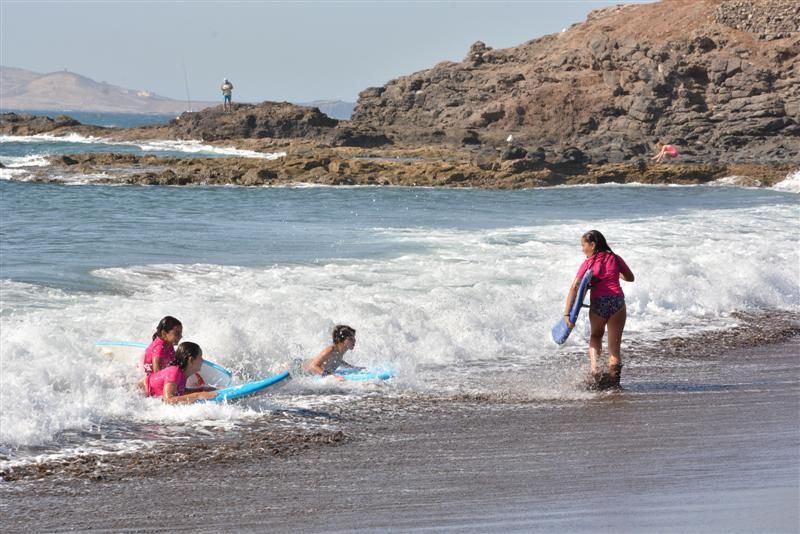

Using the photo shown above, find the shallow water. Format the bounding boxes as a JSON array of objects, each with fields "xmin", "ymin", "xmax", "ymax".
[
  {"xmin": 1, "ymin": 176, "xmax": 799, "ymax": 464},
  {"xmin": 2, "ymin": 337, "xmax": 797, "ymax": 532}
]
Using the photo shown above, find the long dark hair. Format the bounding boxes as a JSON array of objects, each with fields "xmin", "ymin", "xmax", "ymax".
[
  {"xmin": 332, "ymin": 325, "xmax": 356, "ymax": 343},
  {"xmin": 582, "ymin": 230, "xmax": 614, "ymax": 255},
  {"xmin": 152, "ymin": 316, "xmax": 182, "ymax": 341},
  {"xmin": 173, "ymin": 341, "xmax": 202, "ymax": 370}
]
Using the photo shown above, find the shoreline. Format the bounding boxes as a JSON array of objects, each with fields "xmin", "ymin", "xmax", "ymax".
[
  {"xmin": 4, "ymin": 145, "xmax": 797, "ymax": 190},
  {"xmin": 2, "ymin": 332, "xmax": 798, "ymax": 532},
  {"xmin": 2, "ymin": 309, "xmax": 797, "ymax": 484},
  {"xmin": 1, "ymin": 112, "xmax": 796, "ymax": 189}
]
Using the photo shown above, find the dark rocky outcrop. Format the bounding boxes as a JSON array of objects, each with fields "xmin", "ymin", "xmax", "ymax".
[
  {"xmin": 327, "ymin": 126, "xmax": 392, "ymax": 147},
  {"xmin": 0, "ymin": 112, "xmax": 89, "ymax": 136},
  {"xmin": 25, "ymin": 151, "xmax": 793, "ymax": 190},
  {"xmin": 714, "ymin": 0, "xmax": 799, "ymax": 40},
  {"xmin": 351, "ymin": 0, "xmax": 800, "ymax": 164},
  {"xmin": 168, "ymin": 102, "xmax": 339, "ymax": 141}
]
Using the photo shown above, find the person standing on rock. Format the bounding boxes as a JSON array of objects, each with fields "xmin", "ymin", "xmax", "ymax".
[
  {"xmin": 221, "ymin": 78, "xmax": 234, "ymax": 111},
  {"xmin": 652, "ymin": 141, "xmax": 678, "ymax": 163}
]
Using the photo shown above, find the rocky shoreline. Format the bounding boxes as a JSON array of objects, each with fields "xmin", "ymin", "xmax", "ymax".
[
  {"xmin": 25, "ymin": 146, "xmax": 794, "ymax": 189},
  {"xmin": 0, "ymin": 111, "xmax": 794, "ymax": 189}
]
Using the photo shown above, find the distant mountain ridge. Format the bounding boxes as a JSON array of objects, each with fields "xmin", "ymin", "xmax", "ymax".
[
  {"xmin": 297, "ymin": 100, "xmax": 355, "ymax": 120},
  {"xmin": 0, "ymin": 66, "xmax": 218, "ymax": 114},
  {"xmin": 1, "ymin": 66, "xmax": 355, "ymax": 119}
]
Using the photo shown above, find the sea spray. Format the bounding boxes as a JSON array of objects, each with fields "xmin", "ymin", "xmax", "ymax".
[{"xmin": 772, "ymin": 168, "xmax": 800, "ymax": 193}]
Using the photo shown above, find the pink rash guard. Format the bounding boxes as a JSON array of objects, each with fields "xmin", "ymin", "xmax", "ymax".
[
  {"xmin": 576, "ymin": 251, "xmax": 631, "ymax": 298},
  {"xmin": 145, "ymin": 365, "xmax": 187, "ymax": 398},
  {"xmin": 143, "ymin": 337, "xmax": 175, "ymax": 375}
]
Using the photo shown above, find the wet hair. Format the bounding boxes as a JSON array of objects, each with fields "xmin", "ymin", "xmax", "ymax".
[
  {"xmin": 173, "ymin": 341, "xmax": 202, "ymax": 370},
  {"xmin": 152, "ymin": 316, "xmax": 182, "ymax": 341},
  {"xmin": 582, "ymin": 230, "xmax": 614, "ymax": 255},
  {"xmin": 332, "ymin": 325, "xmax": 356, "ymax": 343}
]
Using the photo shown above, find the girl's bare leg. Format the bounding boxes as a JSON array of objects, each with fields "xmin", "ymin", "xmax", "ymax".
[
  {"xmin": 606, "ymin": 305, "xmax": 627, "ymax": 368},
  {"xmin": 605, "ymin": 306, "xmax": 627, "ymax": 386},
  {"xmin": 588, "ymin": 310, "xmax": 607, "ymax": 375}
]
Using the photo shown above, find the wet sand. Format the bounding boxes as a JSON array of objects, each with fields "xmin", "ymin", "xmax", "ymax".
[{"xmin": 2, "ymin": 333, "xmax": 798, "ymax": 533}]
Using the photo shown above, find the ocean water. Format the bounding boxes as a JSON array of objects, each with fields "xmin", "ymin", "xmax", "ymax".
[
  {"xmin": 1, "ymin": 109, "xmax": 176, "ymax": 128},
  {"xmin": 0, "ymin": 109, "xmax": 284, "ymax": 173},
  {"xmin": 1, "ymin": 129, "xmax": 799, "ymax": 471}
]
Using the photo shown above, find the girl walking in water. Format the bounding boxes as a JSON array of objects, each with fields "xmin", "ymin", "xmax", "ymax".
[{"xmin": 564, "ymin": 230, "xmax": 634, "ymax": 389}]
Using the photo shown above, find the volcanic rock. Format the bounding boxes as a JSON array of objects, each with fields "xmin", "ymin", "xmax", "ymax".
[
  {"xmin": 0, "ymin": 112, "xmax": 88, "ymax": 136},
  {"xmin": 351, "ymin": 0, "xmax": 800, "ymax": 164},
  {"xmin": 168, "ymin": 102, "xmax": 339, "ymax": 141}
]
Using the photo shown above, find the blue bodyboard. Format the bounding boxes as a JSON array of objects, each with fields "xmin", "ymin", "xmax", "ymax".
[
  {"xmin": 334, "ymin": 368, "xmax": 395, "ymax": 381},
  {"xmin": 551, "ymin": 269, "xmax": 593, "ymax": 345},
  {"xmin": 199, "ymin": 371, "xmax": 291, "ymax": 403}
]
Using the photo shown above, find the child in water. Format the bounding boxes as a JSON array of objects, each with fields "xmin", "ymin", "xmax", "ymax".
[
  {"xmin": 140, "ymin": 341, "xmax": 217, "ymax": 404},
  {"xmin": 303, "ymin": 325, "xmax": 361, "ymax": 377},
  {"xmin": 564, "ymin": 230, "xmax": 634, "ymax": 389},
  {"xmin": 143, "ymin": 316, "xmax": 182, "ymax": 375}
]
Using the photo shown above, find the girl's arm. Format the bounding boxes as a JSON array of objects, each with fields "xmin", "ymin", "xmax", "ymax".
[
  {"xmin": 564, "ymin": 277, "xmax": 580, "ymax": 328},
  {"xmin": 152, "ymin": 355, "xmax": 162, "ymax": 373},
  {"xmin": 162, "ymin": 383, "xmax": 217, "ymax": 404},
  {"xmin": 305, "ymin": 346, "xmax": 334, "ymax": 375},
  {"xmin": 185, "ymin": 385, "xmax": 217, "ymax": 393},
  {"xmin": 617, "ymin": 257, "xmax": 635, "ymax": 282}
]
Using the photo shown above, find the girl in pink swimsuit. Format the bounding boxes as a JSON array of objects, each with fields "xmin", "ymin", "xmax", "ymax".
[
  {"xmin": 143, "ymin": 316, "xmax": 183, "ymax": 375},
  {"xmin": 141, "ymin": 341, "xmax": 217, "ymax": 404},
  {"xmin": 652, "ymin": 142, "xmax": 679, "ymax": 163},
  {"xmin": 564, "ymin": 230, "xmax": 635, "ymax": 389}
]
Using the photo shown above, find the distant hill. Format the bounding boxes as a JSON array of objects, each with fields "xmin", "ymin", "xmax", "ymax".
[
  {"xmin": 1, "ymin": 66, "xmax": 356, "ymax": 119},
  {"xmin": 0, "ymin": 66, "xmax": 217, "ymax": 114}
]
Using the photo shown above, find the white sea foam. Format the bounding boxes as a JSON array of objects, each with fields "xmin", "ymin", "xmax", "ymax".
[
  {"xmin": 0, "ymin": 154, "xmax": 51, "ymax": 167},
  {"xmin": 128, "ymin": 139, "xmax": 286, "ymax": 159},
  {"xmin": 0, "ymin": 133, "xmax": 286, "ymax": 159},
  {"xmin": 772, "ymin": 169, "xmax": 800, "ymax": 193},
  {"xmin": 710, "ymin": 175, "xmax": 762, "ymax": 188},
  {"xmin": 2, "ymin": 201, "xmax": 798, "ymax": 453},
  {"xmin": 0, "ymin": 168, "xmax": 29, "ymax": 180},
  {"xmin": 0, "ymin": 154, "xmax": 50, "ymax": 180}
]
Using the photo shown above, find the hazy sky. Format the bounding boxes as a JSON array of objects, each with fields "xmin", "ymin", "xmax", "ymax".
[{"xmin": 2, "ymin": 1, "xmax": 650, "ymax": 103}]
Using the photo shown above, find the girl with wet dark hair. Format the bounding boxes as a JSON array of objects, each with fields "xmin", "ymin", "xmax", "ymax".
[
  {"xmin": 564, "ymin": 230, "xmax": 634, "ymax": 389},
  {"xmin": 143, "ymin": 316, "xmax": 183, "ymax": 375},
  {"xmin": 140, "ymin": 341, "xmax": 217, "ymax": 404},
  {"xmin": 304, "ymin": 324, "xmax": 361, "ymax": 377}
]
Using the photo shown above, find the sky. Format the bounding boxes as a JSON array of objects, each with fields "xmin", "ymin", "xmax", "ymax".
[{"xmin": 1, "ymin": 1, "xmax": 651, "ymax": 104}]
